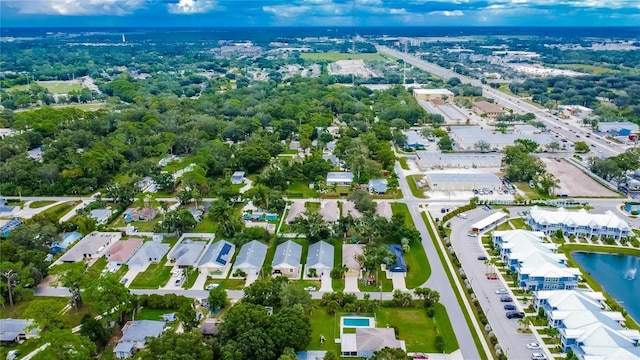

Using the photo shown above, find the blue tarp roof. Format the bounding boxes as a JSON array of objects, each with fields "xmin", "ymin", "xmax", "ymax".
[{"xmin": 387, "ymin": 244, "xmax": 407, "ymax": 273}]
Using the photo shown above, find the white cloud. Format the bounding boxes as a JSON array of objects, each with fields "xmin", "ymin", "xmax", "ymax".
[
  {"xmin": 429, "ymin": 10, "xmax": 464, "ymax": 16},
  {"xmin": 167, "ymin": 0, "xmax": 216, "ymax": 14},
  {"xmin": 263, "ymin": 4, "xmax": 312, "ymax": 18},
  {"xmin": 2, "ymin": 0, "xmax": 146, "ymax": 15}
]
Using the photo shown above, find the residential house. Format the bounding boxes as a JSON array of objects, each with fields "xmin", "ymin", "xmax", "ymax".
[
  {"xmin": 0, "ymin": 319, "xmax": 39, "ymax": 345},
  {"xmin": 58, "ymin": 232, "xmax": 121, "ymax": 263},
  {"xmin": 272, "ymin": 240, "xmax": 302, "ymax": 278},
  {"xmin": 113, "ymin": 320, "xmax": 165, "ymax": 359},
  {"xmin": 123, "ymin": 207, "xmax": 157, "ymax": 222},
  {"xmin": 243, "ymin": 211, "xmax": 278, "ymax": 222},
  {"xmin": 126, "ymin": 241, "xmax": 170, "ymax": 271},
  {"xmin": 107, "ymin": 238, "xmax": 144, "ymax": 266},
  {"xmin": 200, "ymin": 321, "xmax": 219, "ymax": 339},
  {"xmin": 198, "ymin": 240, "xmax": 235, "ymax": 276},
  {"xmin": 376, "ymin": 202, "xmax": 392, "ymax": 221},
  {"xmin": 527, "ymin": 206, "xmax": 631, "ymax": 240},
  {"xmin": 90, "ymin": 208, "xmax": 113, "ymax": 225},
  {"xmin": 286, "ymin": 202, "xmax": 306, "ymax": 224},
  {"xmin": 368, "ymin": 179, "xmax": 388, "ymax": 195},
  {"xmin": 343, "ymin": 244, "xmax": 364, "ymax": 278},
  {"xmin": 230, "ymin": 171, "xmax": 246, "ymax": 185},
  {"xmin": 232, "ymin": 240, "xmax": 268, "ymax": 276},
  {"xmin": 50, "ymin": 231, "xmax": 83, "ymax": 254},
  {"xmin": 167, "ymin": 239, "xmax": 208, "ymax": 268},
  {"xmin": 305, "ymin": 241, "xmax": 334, "ymax": 276},
  {"xmin": 342, "ymin": 201, "xmax": 362, "ymax": 219},
  {"xmin": 493, "ymin": 230, "xmax": 580, "ymax": 290},
  {"xmin": 386, "ymin": 245, "xmax": 407, "ymax": 274},
  {"xmin": 341, "ymin": 327, "xmax": 406, "ymax": 358},
  {"xmin": 322, "ymin": 154, "xmax": 339, "ymax": 167},
  {"xmin": 0, "ymin": 218, "xmax": 22, "ymax": 237},
  {"xmin": 319, "ymin": 201, "xmax": 339, "ymax": 223},
  {"xmin": 326, "ymin": 172, "xmax": 354, "ymax": 186},
  {"xmin": 0, "ymin": 198, "xmax": 18, "ymax": 216}
]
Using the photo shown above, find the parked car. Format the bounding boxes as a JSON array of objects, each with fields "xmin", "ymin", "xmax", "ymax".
[
  {"xmin": 486, "ymin": 273, "xmax": 498, "ymax": 280},
  {"xmin": 500, "ymin": 296, "xmax": 513, "ymax": 302},
  {"xmin": 411, "ymin": 353, "xmax": 429, "ymax": 359},
  {"xmin": 477, "ymin": 255, "xmax": 488, "ymax": 261},
  {"xmin": 120, "ymin": 278, "xmax": 128, "ymax": 284},
  {"xmin": 506, "ymin": 310, "xmax": 525, "ymax": 319},
  {"xmin": 526, "ymin": 343, "xmax": 541, "ymax": 350},
  {"xmin": 531, "ymin": 353, "xmax": 546, "ymax": 360},
  {"xmin": 304, "ymin": 286, "xmax": 317, "ymax": 292},
  {"xmin": 483, "ymin": 205, "xmax": 492, "ymax": 211},
  {"xmin": 467, "ymin": 232, "xmax": 477, "ymax": 237},
  {"xmin": 205, "ymin": 284, "xmax": 220, "ymax": 291},
  {"xmin": 456, "ymin": 213, "xmax": 468, "ymax": 219},
  {"xmin": 495, "ymin": 288, "xmax": 508, "ymax": 294},
  {"xmin": 504, "ymin": 304, "xmax": 517, "ymax": 310}
]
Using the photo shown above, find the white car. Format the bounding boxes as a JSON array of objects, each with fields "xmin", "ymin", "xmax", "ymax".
[
  {"xmin": 495, "ymin": 288, "xmax": 508, "ymax": 294},
  {"xmin": 205, "ymin": 284, "xmax": 220, "ymax": 291},
  {"xmin": 531, "ymin": 353, "xmax": 546, "ymax": 360},
  {"xmin": 526, "ymin": 343, "xmax": 541, "ymax": 350}
]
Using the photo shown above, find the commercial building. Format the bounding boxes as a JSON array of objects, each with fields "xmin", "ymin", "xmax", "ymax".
[
  {"xmin": 450, "ymin": 126, "xmax": 556, "ymax": 151},
  {"xmin": 472, "ymin": 101, "xmax": 506, "ymax": 119},
  {"xmin": 413, "ymin": 88, "xmax": 454, "ymax": 101},
  {"xmin": 559, "ymin": 105, "xmax": 594, "ymax": 119},
  {"xmin": 470, "ymin": 212, "xmax": 507, "ymax": 233},
  {"xmin": 404, "ymin": 131, "xmax": 426, "ymax": 148},
  {"xmin": 415, "ymin": 151, "xmax": 502, "ymax": 170},
  {"xmin": 597, "ymin": 121, "xmax": 639, "ymax": 136},
  {"xmin": 527, "ymin": 206, "xmax": 632, "ymax": 240},
  {"xmin": 424, "ymin": 172, "xmax": 503, "ymax": 191},
  {"xmin": 492, "ymin": 230, "xmax": 580, "ymax": 290}
]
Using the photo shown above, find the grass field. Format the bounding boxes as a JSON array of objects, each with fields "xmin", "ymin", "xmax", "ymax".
[
  {"xmin": 41, "ymin": 201, "xmax": 81, "ymax": 221},
  {"xmin": 29, "ymin": 200, "xmax": 56, "ymax": 208},
  {"xmin": 192, "ymin": 217, "xmax": 220, "ymax": 233},
  {"xmin": 136, "ymin": 308, "xmax": 179, "ymax": 322},
  {"xmin": 510, "ymin": 217, "xmax": 530, "ymax": 230},
  {"xmin": 407, "ymin": 175, "xmax": 427, "ymax": 198},
  {"xmin": 129, "ymin": 259, "xmax": 173, "ymax": 289},
  {"xmin": 0, "ymin": 296, "xmax": 70, "ymax": 319},
  {"xmin": 287, "ymin": 181, "xmax": 318, "ymax": 199},
  {"xmin": 399, "ymin": 158, "xmax": 409, "ymax": 170},
  {"xmin": 204, "ymin": 278, "xmax": 246, "ymax": 290},
  {"xmin": 9, "ymin": 81, "xmax": 85, "ymax": 94},
  {"xmin": 550, "ymin": 63, "xmax": 617, "ymax": 75},
  {"xmin": 300, "ymin": 52, "xmax": 388, "ymax": 62}
]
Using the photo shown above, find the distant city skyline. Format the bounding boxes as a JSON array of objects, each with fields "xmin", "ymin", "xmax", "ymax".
[{"xmin": 1, "ymin": 0, "xmax": 640, "ymax": 28}]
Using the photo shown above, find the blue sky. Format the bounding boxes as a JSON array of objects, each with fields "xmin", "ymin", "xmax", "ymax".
[{"xmin": 1, "ymin": 0, "xmax": 639, "ymax": 27}]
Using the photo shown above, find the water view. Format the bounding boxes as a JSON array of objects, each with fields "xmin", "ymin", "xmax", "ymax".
[{"xmin": 572, "ymin": 252, "xmax": 640, "ymax": 323}]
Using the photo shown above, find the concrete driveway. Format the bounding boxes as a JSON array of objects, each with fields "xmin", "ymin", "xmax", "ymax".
[
  {"xmin": 319, "ymin": 273, "xmax": 332, "ymax": 292},
  {"xmin": 121, "ymin": 267, "xmax": 143, "ymax": 287},
  {"xmin": 191, "ymin": 272, "xmax": 209, "ymax": 290},
  {"xmin": 244, "ymin": 272, "xmax": 259, "ymax": 287},
  {"xmin": 344, "ymin": 277, "xmax": 359, "ymax": 293},
  {"xmin": 390, "ymin": 272, "xmax": 407, "ymax": 291}
]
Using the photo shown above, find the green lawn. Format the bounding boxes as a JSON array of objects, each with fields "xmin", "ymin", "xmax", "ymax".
[
  {"xmin": 204, "ymin": 278, "xmax": 246, "ymax": 290},
  {"xmin": 182, "ymin": 268, "xmax": 200, "ymax": 289},
  {"xmin": 8, "ymin": 81, "xmax": 84, "ymax": 94},
  {"xmin": 64, "ymin": 303, "xmax": 95, "ymax": 328},
  {"xmin": 406, "ymin": 175, "xmax": 427, "ymax": 198},
  {"xmin": 498, "ymin": 83, "xmax": 518, "ymax": 97},
  {"xmin": 307, "ymin": 305, "xmax": 458, "ymax": 353},
  {"xmin": 305, "ymin": 202, "xmax": 320, "ymax": 211},
  {"xmin": 390, "ymin": 203, "xmax": 431, "ymax": 289},
  {"xmin": 399, "ymin": 158, "xmax": 409, "ymax": 170},
  {"xmin": 42, "ymin": 201, "xmax": 81, "ymax": 221},
  {"xmin": 514, "ymin": 182, "xmax": 552, "ymax": 200},
  {"xmin": 129, "ymin": 259, "xmax": 173, "ymax": 289},
  {"xmin": 510, "ymin": 217, "xmax": 530, "ymax": 230},
  {"xmin": 300, "ymin": 52, "xmax": 387, "ymax": 61},
  {"xmin": 287, "ymin": 181, "xmax": 318, "ymax": 199},
  {"xmin": 261, "ymin": 242, "xmax": 278, "ymax": 276},
  {"xmin": 495, "ymin": 222, "xmax": 512, "ymax": 231},
  {"xmin": 359, "ymin": 271, "xmax": 393, "ymax": 292},
  {"xmin": 110, "ymin": 215, "xmax": 163, "ymax": 232},
  {"xmin": 136, "ymin": 308, "xmax": 179, "ymax": 322},
  {"xmin": 29, "ymin": 200, "xmax": 56, "ymax": 208},
  {"xmin": 550, "ymin": 63, "xmax": 617, "ymax": 75},
  {"xmin": 192, "ymin": 217, "xmax": 219, "ymax": 233},
  {"xmin": 0, "ymin": 338, "xmax": 43, "ymax": 360}
]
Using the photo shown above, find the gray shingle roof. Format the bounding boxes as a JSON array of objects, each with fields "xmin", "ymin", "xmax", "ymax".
[
  {"xmin": 168, "ymin": 240, "xmax": 207, "ymax": 267},
  {"xmin": 115, "ymin": 320, "xmax": 165, "ymax": 353},
  {"xmin": 0, "ymin": 319, "xmax": 39, "ymax": 342},
  {"xmin": 272, "ymin": 241, "xmax": 302, "ymax": 268},
  {"xmin": 198, "ymin": 240, "xmax": 235, "ymax": 267},
  {"xmin": 127, "ymin": 242, "xmax": 170, "ymax": 268},
  {"xmin": 233, "ymin": 240, "xmax": 268, "ymax": 271},
  {"xmin": 306, "ymin": 241, "xmax": 334, "ymax": 270}
]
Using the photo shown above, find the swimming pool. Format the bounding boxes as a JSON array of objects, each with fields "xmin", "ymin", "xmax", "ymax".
[{"xmin": 342, "ymin": 317, "xmax": 371, "ymax": 327}]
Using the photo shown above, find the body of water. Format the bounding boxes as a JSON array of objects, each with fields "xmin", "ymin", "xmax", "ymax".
[{"xmin": 572, "ymin": 252, "xmax": 640, "ymax": 323}]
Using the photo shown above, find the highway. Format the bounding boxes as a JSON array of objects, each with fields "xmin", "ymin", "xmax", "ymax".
[{"xmin": 377, "ymin": 45, "xmax": 625, "ymax": 158}]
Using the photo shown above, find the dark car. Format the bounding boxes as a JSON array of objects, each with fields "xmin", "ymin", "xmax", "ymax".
[
  {"xmin": 504, "ymin": 304, "xmax": 517, "ymax": 310},
  {"xmin": 477, "ymin": 255, "xmax": 488, "ymax": 261},
  {"xmin": 500, "ymin": 296, "xmax": 513, "ymax": 302},
  {"xmin": 506, "ymin": 310, "xmax": 525, "ymax": 319}
]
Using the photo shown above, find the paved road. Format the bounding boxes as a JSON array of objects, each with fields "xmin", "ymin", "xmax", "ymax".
[
  {"xmin": 448, "ymin": 208, "xmax": 544, "ymax": 360},
  {"xmin": 377, "ymin": 45, "xmax": 624, "ymax": 158}
]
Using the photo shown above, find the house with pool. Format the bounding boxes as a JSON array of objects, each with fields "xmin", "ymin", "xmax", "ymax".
[{"xmin": 338, "ymin": 315, "xmax": 406, "ymax": 358}]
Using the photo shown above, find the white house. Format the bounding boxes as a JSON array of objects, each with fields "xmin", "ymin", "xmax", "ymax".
[
  {"xmin": 327, "ymin": 172, "xmax": 354, "ymax": 186},
  {"xmin": 527, "ymin": 206, "xmax": 632, "ymax": 240},
  {"xmin": 272, "ymin": 241, "xmax": 302, "ymax": 278}
]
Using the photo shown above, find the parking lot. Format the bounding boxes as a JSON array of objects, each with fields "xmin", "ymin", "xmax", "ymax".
[
  {"xmin": 447, "ymin": 208, "xmax": 550, "ymax": 360},
  {"xmin": 542, "ymin": 158, "xmax": 619, "ymax": 197}
]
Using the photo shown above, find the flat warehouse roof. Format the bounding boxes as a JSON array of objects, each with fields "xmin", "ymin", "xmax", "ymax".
[
  {"xmin": 417, "ymin": 100, "xmax": 439, "ymax": 114},
  {"xmin": 415, "ymin": 151, "xmax": 503, "ymax": 162},
  {"xmin": 471, "ymin": 212, "xmax": 507, "ymax": 230},
  {"xmin": 426, "ymin": 172, "xmax": 502, "ymax": 184},
  {"xmin": 451, "ymin": 126, "xmax": 555, "ymax": 145},
  {"xmin": 440, "ymin": 105, "xmax": 465, "ymax": 121}
]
